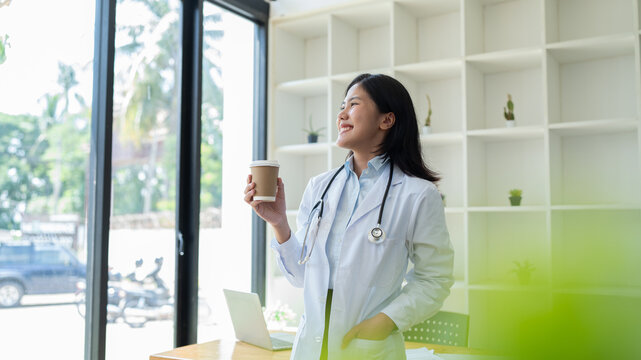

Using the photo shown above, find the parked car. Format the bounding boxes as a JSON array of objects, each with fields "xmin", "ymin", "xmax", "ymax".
[{"xmin": 0, "ymin": 242, "xmax": 86, "ymax": 307}]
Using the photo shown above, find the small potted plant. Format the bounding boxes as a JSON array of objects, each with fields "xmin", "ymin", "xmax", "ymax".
[
  {"xmin": 503, "ymin": 94, "xmax": 515, "ymax": 127},
  {"xmin": 509, "ymin": 188, "xmax": 522, "ymax": 206},
  {"xmin": 510, "ymin": 260, "xmax": 535, "ymax": 285},
  {"xmin": 302, "ymin": 114, "xmax": 325, "ymax": 143},
  {"xmin": 423, "ymin": 94, "xmax": 432, "ymax": 135},
  {"xmin": 0, "ymin": 34, "xmax": 10, "ymax": 65},
  {"xmin": 263, "ymin": 301, "xmax": 296, "ymax": 330}
]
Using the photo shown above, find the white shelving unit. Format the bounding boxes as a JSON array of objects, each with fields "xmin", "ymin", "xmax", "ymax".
[{"xmin": 267, "ymin": 0, "xmax": 641, "ymax": 351}]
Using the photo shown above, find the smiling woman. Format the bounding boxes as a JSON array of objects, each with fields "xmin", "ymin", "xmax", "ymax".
[{"xmin": 246, "ymin": 73, "xmax": 453, "ymax": 360}]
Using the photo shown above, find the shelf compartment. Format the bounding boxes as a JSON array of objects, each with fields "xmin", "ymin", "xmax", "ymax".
[
  {"xmin": 394, "ymin": 58, "xmax": 462, "ymax": 82},
  {"xmin": 467, "ymin": 126, "xmax": 544, "ymax": 141},
  {"xmin": 549, "ymin": 130, "xmax": 641, "ymax": 206},
  {"xmin": 465, "ymin": 59, "xmax": 544, "ymax": 131},
  {"xmin": 468, "ymin": 206, "xmax": 546, "ymax": 213},
  {"xmin": 468, "ymin": 211, "xmax": 549, "ymax": 286},
  {"xmin": 466, "ymin": 47, "xmax": 543, "ymax": 73},
  {"xmin": 420, "ymin": 132, "xmax": 464, "ymax": 146},
  {"xmin": 277, "ymin": 153, "xmax": 328, "ymax": 210},
  {"xmin": 546, "ymin": 33, "xmax": 635, "ymax": 63},
  {"xmin": 446, "ymin": 213, "xmax": 466, "ymax": 282},
  {"xmin": 551, "ymin": 209, "xmax": 641, "ymax": 289},
  {"xmin": 546, "ymin": 37, "xmax": 637, "ymax": 125},
  {"xmin": 273, "ymin": 89, "xmax": 328, "ymax": 147},
  {"xmin": 469, "ymin": 283, "xmax": 550, "ymax": 293},
  {"xmin": 330, "ymin": 67, "xmax": 393, "ymax": 83},
  {"xmin": 468, "ymin": 290, "xmax": 551, "ymax": 352},
  {"xmin": 423, "ymin": 143, "xmax": 464, "ymax": 208},
  {"xmin": 395, "ymin": 70, "xmax": 463, "ymax": 134},
  {"xmin": 330, "ymin": 2, "xmax": 392, "ymax": 75},
  {"xmin": 464, "ymin": 0, "xmax": 542, "ymax": 55},
  {"xmin": 273, "ymin": 15, "xmax": 329, "ymax": 83},
  {"xmin": 544, "ymin": 0, "xmax": 635, "ymax": 43},
  {"xmin": 276, "ymin": 143, "xmax": 329, "ymax": 155},
  {"xmin": 551, "ymin": 204, "xmax": 641, "ymax": 211},
  {"xmin": 276, "ymin": 77, "xmax": 328, "ymax": 96},
  {"xmin": 441, "ymin": 285, "xmax": 468, "ymax": 314},
  {"xmin": 553, "ymin": 286, "xmax": 641, "ymax": 298},
  {"xmin": 468, "ymin": 138, "xmax": 546, "ymax": 207},
  {"xmin": 393, "ymin": 0, "xmax": 461, "ymax": 65},
  {"xmin": 548, "ymin": 118, "xmax": 638, "ymax": 136}
]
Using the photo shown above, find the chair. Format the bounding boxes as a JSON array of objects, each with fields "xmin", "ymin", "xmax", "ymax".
[{"xmin": 402, "ymin": 311, "xmax": 469, "ymax": 347}]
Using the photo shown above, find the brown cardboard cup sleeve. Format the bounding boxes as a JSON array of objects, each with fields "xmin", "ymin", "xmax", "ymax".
[{"xmin": 249, "ymin": 160, "xmax": 280, "ymax": 202}]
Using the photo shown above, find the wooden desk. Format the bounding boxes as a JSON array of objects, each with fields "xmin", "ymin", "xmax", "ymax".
[{"xmin": 150, "ymin": 338, "xmax": 484, "ymax": 360}]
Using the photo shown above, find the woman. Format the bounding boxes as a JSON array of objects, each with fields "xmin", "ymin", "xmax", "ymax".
[{"xmin": 244, "ymin": 74, "xmax": 454, "ymax": 360}]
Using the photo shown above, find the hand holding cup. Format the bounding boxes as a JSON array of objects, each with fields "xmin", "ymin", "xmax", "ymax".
[{"xmin": 244, "ymin": 160, "xmax": 287, "ymax": 228}]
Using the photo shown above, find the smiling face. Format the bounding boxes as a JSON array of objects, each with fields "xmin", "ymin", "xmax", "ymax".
[{"xmin": 336, "ymin": 83, "xmax": 393, "ymax": 155}]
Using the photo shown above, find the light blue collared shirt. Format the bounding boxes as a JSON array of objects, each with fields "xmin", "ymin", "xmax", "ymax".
[{"xmin": 325, "ymin": 154, "xmax": 390, "ymax": 289}]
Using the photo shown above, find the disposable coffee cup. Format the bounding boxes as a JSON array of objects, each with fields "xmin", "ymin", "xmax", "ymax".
[{"xmin": 250, "ymin": 160, "xmax": 280, "ymax": 202}]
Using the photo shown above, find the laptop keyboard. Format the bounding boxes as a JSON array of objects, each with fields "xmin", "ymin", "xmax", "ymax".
[{"xmin": 270, "ymin": 336, "xmax": 293, "ymax": 350}]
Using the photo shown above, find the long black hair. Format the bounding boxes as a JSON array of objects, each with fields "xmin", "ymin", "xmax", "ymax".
[{"xmin": 345, "ymin": 73, "xmax": 440, "ymax": 184}]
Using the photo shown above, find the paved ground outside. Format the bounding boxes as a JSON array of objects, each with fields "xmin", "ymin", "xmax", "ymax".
[{"xmin": 0, "ymin": 293, "xmax": 226, "ymax": 360}]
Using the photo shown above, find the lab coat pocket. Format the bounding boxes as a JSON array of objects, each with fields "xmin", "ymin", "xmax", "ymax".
[
  {"xmin": 371, "ymin": 237, "xmax": 405, "ymax": 288},
  {"xmin": 344, "ymin": 332, "xmax": 406, "ymax": 360}
]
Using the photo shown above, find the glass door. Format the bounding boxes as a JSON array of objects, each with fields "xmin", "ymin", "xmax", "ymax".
[
  {"xmin": 197, "ymin": 1, "xmax": 256, "ymax": 342},
  {"xmin": 106, "ymin": 0, "xmax": 180, "ymax": 358}
]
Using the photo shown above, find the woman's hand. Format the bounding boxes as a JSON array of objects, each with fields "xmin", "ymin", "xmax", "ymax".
[
  {"xmin": 341, "ymin": 313, "xmax": 398, "ymax": 349},
  {"xmin": 244, "ymin": 175, "xmax": 290, "ymax": 242}
]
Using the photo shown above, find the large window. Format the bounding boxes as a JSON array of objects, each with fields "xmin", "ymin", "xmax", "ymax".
[
  {"xmin": 0, "ymin": 0, "xmax": 94, "ymax": 358},
  {"xmin": 0, "ymin": 0, "xmax": 267, "ymax": 358}
]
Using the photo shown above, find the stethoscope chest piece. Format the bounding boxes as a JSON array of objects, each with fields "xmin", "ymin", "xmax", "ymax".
[{"xmin": 368, "ymin": 225, "xmax": 386, "ymax": 244}]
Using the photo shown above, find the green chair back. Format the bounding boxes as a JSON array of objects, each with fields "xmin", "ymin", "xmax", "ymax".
[{"xmin": 402, "ymin": 311, "xmax": 469, "ymax": 347}]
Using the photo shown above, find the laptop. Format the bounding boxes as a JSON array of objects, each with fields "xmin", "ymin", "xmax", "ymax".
[{"xmin": 223, "ymin": 289, "xmax": 295, "ymax": 351}]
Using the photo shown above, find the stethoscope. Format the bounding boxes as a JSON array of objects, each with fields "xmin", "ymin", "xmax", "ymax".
[{"xmin": 298, "ymin": 160, "xmax": 394, "ymax": 265}]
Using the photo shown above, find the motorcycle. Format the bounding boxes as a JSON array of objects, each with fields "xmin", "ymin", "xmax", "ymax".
[
  {"xmin": 76, "ymin": 257, "xmax": 211, "ymax": 328},
  {"xmin": 119, "ymin": 257, "xmax": 173, "ymax": 328},
  {"xmin": 75, "ymin": 267, "xmax": 128, "ymax": 323}
]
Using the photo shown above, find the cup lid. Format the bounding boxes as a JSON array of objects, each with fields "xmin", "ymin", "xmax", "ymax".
[{"xmin": 250, "ymin": 160, "xmax": 280, "ymax": 167}]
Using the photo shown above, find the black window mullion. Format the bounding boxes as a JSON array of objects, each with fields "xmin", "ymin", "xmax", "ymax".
[
  {"xmin": 251, "ymin": 22, "xmax": 268, "ymax": 306},
  {"xmin": 85, "ymin": 0, "xmax": 116, "ymax": 359},
  {"xmin": 174, "ymin": 0, "xmax": 204, "ymax": 348}
]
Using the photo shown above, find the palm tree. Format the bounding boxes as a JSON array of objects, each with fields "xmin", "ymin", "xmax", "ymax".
[{"xmin": 113, "ymin": 0, "xmax": 224, "ymax": 214}]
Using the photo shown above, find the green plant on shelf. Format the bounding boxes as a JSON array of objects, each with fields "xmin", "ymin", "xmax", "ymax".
[
  {"xmin": 509, "ymin": 188, "xmax": 522, "ymax": 206},
  {"xmin": 424, "ymin": 94, "xmax": 432, "ymax": 127},
  {"xmin": 302, "ymin": 114, "xmax": 325, "ymax": 143},
  {"xmin": 503, "ymin": 94, "xmax": 515, "ymax": 121},
  {"xmin": 510, "ymin": 260, "xmax": 535, "ymax": 285}
]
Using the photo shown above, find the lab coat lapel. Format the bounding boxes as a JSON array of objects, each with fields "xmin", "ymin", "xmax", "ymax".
[
  {"xmin": 317, "ymin": 168, "xmax": 348, "ymax": 247},
  {"xmin": 348, "ymin": 164, "xmax": 403, "ymax": 228}
]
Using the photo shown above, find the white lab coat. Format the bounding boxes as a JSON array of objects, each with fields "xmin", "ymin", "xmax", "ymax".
[{"xmin": 271, "ymin": 164, "xmax": 454, "ymax": 360}]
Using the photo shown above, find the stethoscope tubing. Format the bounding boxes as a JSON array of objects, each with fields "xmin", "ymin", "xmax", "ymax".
[{"xmin": 298, "ymin": 160, "xmax": 394, "ymax": 264}]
